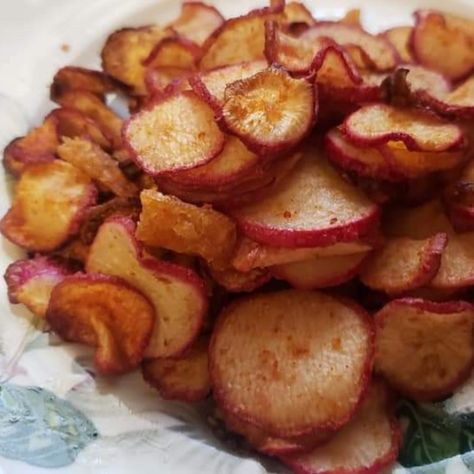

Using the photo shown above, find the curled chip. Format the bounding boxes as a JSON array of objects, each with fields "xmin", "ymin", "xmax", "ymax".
[
  {"xmin": 3, "ymin": 116, "xmax": 59, "ymax": 176},
  {"xmin": 375, "ymin": 298, "xmax": 474, "ymax": 401},
  {"xmin": 164, "ymin": 136, "xmax": 259, "ymax": 188},
  {"xmin": 232, "ymin": 237, "xmax": 372, "ymax": 272},
  {"xmin": 221, "ymin": 67, "xmax": 316, "ymax": 155},
  {"xmin": 301, "ymin": 22, "xmax": 398, "ymax": 71},
  {"xmin": 199, "ymin": 9, "xmax": 278, "ymax": 70},
  {"xmin": 210, "ymin": 290, "xmax": 374, "ymax": 437},
  {"xmin": 101, "ymin": 26, "xmax": 167, "ymax": 95},
  {"xmin": 55, "ymin": 90, "xmax": 123, "ymax": 149},
  {"xmin": 272, "ymin": 252, "xmax": 368, "ymax": 290},
  {"xmin": 137, "ymin": 190, "xmax": 237, "ymax": 269},
  {"xmin": 325, "ymin": 128, "xmax": 402, "ymax": 181},
  {"xmin": 410, "ymin": 10, "xmax": 474, "ymax": 80},
  {"xmin": 360, "ymin": 234, "xmax": 447, "ymax": 295},
  {"xmin": 142, "ymin": 337, "xmax": 210, "ymax": 402},
  {"xmin": 343, "ymin": 104, "xmax": 465, "ymax": 152},
  {"xmin": 208, "ymin": 265, "xmax": 270, "ymax": 293},
  {"xmin": 50, "ymin": 66, "xmax": 115, "ymax": 101},
  {"xmin": 4, "ymin": 255, "xmax": 75, "ymax": 317},
  {"xmin": 49, "ymin": 108, "xmax": 112, "ymax": 150},
  {"xmin": 282, "ymin": 381, "xmax": 400, "ymax": 474},
  {"xmin": 0, "ymin": 161, "xmax": 97, "ymax": 252},
  {"xmin": 190, "ymin": 60, "xmax": 268, "ymax": 111},
  {"xmin": 54, "ymin": 238, "xmax": 91, "ymax": 264},
  {"xmin": 87, "ymin": 216, "xmax": 207, "ymax": 358},
  {"xmin": 144, "ymin": 36, "xmax": 201, "ymax": 70},
  {"xmin": 168, "ymin": 1, "xmax": 224, "ymax": 47},
  {"xmin": 124, "ymin": 91, "xmax": 225, "ymax": 175},
  {"xmin": 382, "ymin": 26, "xmax": 414, "ymax": 63},
  {"xmin": 222, "ymin": 410, "xmax": 330, "ymax": 456},
  {"xmin": 46, "ymin": 273, "xmax": 155, "ymax": 375},
  {"xmin": 231, "ymin": 149, "xmax": 379, "ymax": 248},
  {"xmin": 57, "ymin": 137, "xmax": 138, "ymax": 198}
]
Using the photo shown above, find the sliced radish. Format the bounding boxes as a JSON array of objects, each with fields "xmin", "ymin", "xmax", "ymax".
[
  {"xmin": 168, "ymin": 1, "xmax": 224, "ymax": 47},
  {"xmin": 343, "ymin": 104, "xmax": 465, "ymax": 152},
  {"xmin": 382, "ymin": 26, "xmax": 414, "ymax": 63},
  {"xmin": 232, "ymin": 237, "xmax": 373, "ymax": 272},
  {"xmin": 190, "ymin": 60, "xmax": 268, "ymax": 111},
  {"xmin": 142, "ymin": 336, "xmax": 210, "ymax": 402},
  {"xmin": 55, "ymin": 90, "xmax": 123, "ymax": 149},
  {"xmin": 124, "ymin": 91, "xmax": 225, "ymax": 175},
  {"xmin": 301, "ymin": 22, "xmax": 398, "ymax": 71},
  {"xmin": 221, "ymin": 67, "xmax": 316, "ymax": 155},
  {"xmin": 164, "ymin": 136, "xmax": 259, "ymax": 188},
  {"xmin": 136, "ymin": 189, "xmax": 237, "ymax": 269},
  {"xmin": 4, "ymin": 255, "xmax": 75, "ymax": 318},
  {"xmin": 46, "ymin": 273, "xmax": 155, "ymax": 375},
  {"xmin": 282, "ymin": 381, "xmax": 400, "ymax": 474},
  {"xmin": 410, "ymin": 10, "xmax": 474, "ymax": 81},
  {"xmin": 231, "ymin": 149, "xmax": 379, "ymax": 248},
  {"xmin": 50, "ymin": 66, "xmax": 115, "ymax": 101},
  {"xmin": 57, "ymin": 137, "xmax": 138, "ymax": 198},
  {"xmin": 200, "ymin": 10, "xmax": 276, "ymax": 70},
  {"xmin": 144, "ymin": 36, "xmax": 201, "ymax": 70},
  {"xmin": 375, "ymin": 298, "xmax": 474, "ymax": 401},
  {"xmin": 272, "ymin": 252, "xmax": 368, "ymax": 290},
  {"xmin": 222, "ymin": 410, "xmax": 329, "ymax": 456},
  {"xmin": 210, "ymin": 290, "xmax": 374, "ymax": 437},
  {"xmin": 86, "ymin": 216, "xmax": 207, "ymax": 358},
  {"xmin": 324, "ymin": 128, "xmax": 402, "ymax": 181},
  {"xmin": 360, "ymin": 234, "xmax": 447, "ymax": 295},
  {"xmin": 101, "ymin": 26, "xmax": 167, "ymax": 95},
  {"xmin": 0, "ymin": 161, "xmax": 97, "ymax": 252},
  {"xmin": 3, "ymin": 116, "xmax": 59, "ymax": 177},
  {"xmin": 282, "ymin": 2, "xmax": 315, "ymax": 26}
]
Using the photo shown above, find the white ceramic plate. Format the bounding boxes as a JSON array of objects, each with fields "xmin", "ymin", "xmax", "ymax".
[{"xmin": 1, "ymin": 1, "xmax": 474, "ymax": 473}]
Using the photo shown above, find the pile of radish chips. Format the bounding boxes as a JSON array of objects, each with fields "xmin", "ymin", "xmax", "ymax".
[{"xmin": 3, "ymin": 1, "xmax": 474, "ymax": 472}]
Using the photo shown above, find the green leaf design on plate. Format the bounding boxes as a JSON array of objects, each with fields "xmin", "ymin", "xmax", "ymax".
[
  {"xmin": 0, "ymin": 383, "xmax": 98, "ymax": 468},
  {"xmin": 398, "ymin": 399, "xmax": 474, "ymax": 468}
]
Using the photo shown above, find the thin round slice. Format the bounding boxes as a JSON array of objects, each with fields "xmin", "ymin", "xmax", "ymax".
[
  {"xmin": 221, "ymin": 67, "xmax": 316, "ymax": 155},
  {"xmin": 210, "ymin": 290, "xmax": 374, "ymax": 437},
  {"xmin": 231, "ymin": 149, "xmax": 379, "ymax": 248},
  {"xmin": 124, "ymin": 91, "xmax": 225, "ymax": 175},
  {"xmin": 281, "ymin": 381, "xmax": 400, "ymax": 474},
  {"xmin": 142, "ymin": 337, "xmax": 210, "ymax": 402},
  {"xmin": 375, "ymin": 298, "xmax": 474, "ymax": 401},
  {"xmin": 382, "ymin": 26, "xmax": 414, "ymax": 63},
  {"xmin": 0, "ymin": 161, "xmax": 97, "ymax": 252},
  {"xmin": 360, "ymin": 234, "xmax": 448, "ymax": 295},
  {"xmin": 343, "ymin": 104, "xmax": 465, "ymax": 152},
  {"xmin": 272, "ymin": 252, "xmax": 368, "ymax": 290},
  {"xmin": 46, "ymin": 274, "xmax": 155, "ymax": 375},
  {"xmin": 87, "ymin": 216, "xmax": 207, "ymax": 358}
]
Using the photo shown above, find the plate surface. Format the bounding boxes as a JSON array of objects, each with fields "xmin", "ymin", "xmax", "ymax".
[{"xmin": 1, "ymin": 0, "xmax": 474, "ymax": 473}]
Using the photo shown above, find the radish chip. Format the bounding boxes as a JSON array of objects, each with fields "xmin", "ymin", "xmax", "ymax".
[
  {"xmin": 4, "ymin": 255, "xmax": 75, "ymax": 317},
  {"xmin": 1, "ymin": 161, "xmax": 97, "ymax": 252},
  {"xmin": 142, "ymin": 337, "xmax": 210, "ymax": 401},
  {"xmin": 210, "ymin": 290, "xmax": 374, "ymax": 437},
  {"xmin": 382, "ymin": 26, "xmax": 414, "ymax": 63},
  {"xmin": 124, "ymin": 91, "xmax": 224, "ymax": 175},
  {"xmin": 343, "ymin": 104, "xmax": 465, "ymax": 152},
  {"xmin": 46, "ymin": 274, "xmax": 155, "ymax": 375},
  {"xmin": 375, "ymin": 298, "xmax": 474, "ymax": 400},
  {"xmin": 232, "ymin": 149, "xmax": 379, "ymax": 248},
  {"xmin": 272, "ymin": 252, "xmax": 368, "ymax": 290},
  {"xmin": 222, "ymin": 68, "xmax": 316, "ymax": 154},
  {"xmin": 282, "ymin": 381, "xmax": 400, "ymax": 474},
  {"xmin": 360, "ymin": 234, "xmax": 447, "ymax": 295},
  {"xmin": 87, "ymin": 216, "xmax": 207, "ymax": 358}
]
